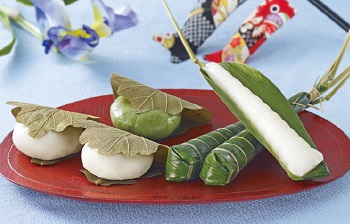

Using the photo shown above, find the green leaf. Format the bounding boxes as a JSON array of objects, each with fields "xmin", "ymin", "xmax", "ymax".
[
  {"xmin": 80, "ymin": 169, "xmax": 137, "ymax": 186},
  {"xmin": 7, "ymin": 101, "xmax": 100, "ymax": 138},
  {"xmin": 16, "ymin": 0, "xmax": 79, "ymax": 6},
  {"xmin": 80, "ymin": 164, "xmax": 164, "ymax": 186},
  {"xmin": 0, "ymin": 10, "xmax": 16, "ymax": 56},
  {"xmin": 200, "ymin": 130, "xmax": 263, "ymax": 186},
  {"xmin": 63, "ymin": 0, "xmax": 79, "ymax": 5},
  {"xmin": 288, "ymin": 92, "xmax": 312, "ymax": 114},
  {"xmin": 166, "ymin": 122, "xmax": 245, "ymax": 182},
  {"xmin": 200, "ymin": 62, "xmax": 329, "ymax": 180},
  {"xmin": 16, "ymin": 0, "xmax": 33, "ymax": 6}
]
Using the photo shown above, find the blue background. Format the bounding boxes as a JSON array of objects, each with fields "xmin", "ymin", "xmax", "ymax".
[{"xmin": 0, "ymin": 0, "xmax": 349, "ymax": 223}]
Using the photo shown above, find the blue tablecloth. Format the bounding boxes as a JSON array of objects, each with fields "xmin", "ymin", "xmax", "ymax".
[{"xmin": 1, "ymin": 0, "xmax": 349, "ymax": 223}]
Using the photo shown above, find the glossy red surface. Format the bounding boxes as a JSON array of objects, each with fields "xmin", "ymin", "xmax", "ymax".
[{"xmin": 1, "ymin": 90, "xmax": 350, "ymax": 204}]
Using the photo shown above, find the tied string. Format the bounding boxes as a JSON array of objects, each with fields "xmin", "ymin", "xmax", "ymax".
[
  {"xmin": 289, "ymin": 90, "xmax": 321, "ymax": 112},
  {"xmin": 309, "ymin": 87, "xmax": 324, "ymax": 111}
]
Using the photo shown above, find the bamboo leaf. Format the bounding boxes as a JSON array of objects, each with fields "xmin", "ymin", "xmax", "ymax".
[
  {"xmin": 166, "ymin": 122, "xmax": 245, "ymax": 181},
  {"xmin": 288, "ymin": 92, "xmax": 311, "ymax": 113},
  {"xmin": 0, "ymin": 10, "xmax": 16, "ymax": 56},
  {"xmin": 7, "ymin": 101, "xmax": 100, "ymax": 138},
  {"xmin": 78, "ymin": 120, "xmax": 170, "ymax": 159},
  {"xmin": 200, "ymin": 130, "xmax": 263, "ymax": 186},
  {"xmin": 200, "ymin": 63, "xmax": 329, "ymax": 180}
]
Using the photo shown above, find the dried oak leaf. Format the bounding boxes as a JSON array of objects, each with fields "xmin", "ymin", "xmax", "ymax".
[{"xmin": 7, "ymin": 101, "xmax": 100, "ymax": 138}]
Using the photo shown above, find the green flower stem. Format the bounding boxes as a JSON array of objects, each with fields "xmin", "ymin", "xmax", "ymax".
[
  {"xmin": 0, "ymin": 9, "xmax": 15, "ymax": 56},
  {"xmin": 0, "ymin": 4, "xmax": 43, "ymax": 40},
  {"xmin": 14, "ymin": 14, "xmax": 43, "ymax": 39}
]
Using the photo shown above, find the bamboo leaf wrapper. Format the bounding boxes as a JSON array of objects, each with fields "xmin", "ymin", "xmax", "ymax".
[
  {"xmin": 199, "ymin": 62, "xmax": 330, "ymax": 182},
  {"xmin": 200, "ymin": 130, "xmax": 262, "ymax": 185},
  {"xmin": 166, "ymin": 122, "xmax": 245, "ymax": 181}
]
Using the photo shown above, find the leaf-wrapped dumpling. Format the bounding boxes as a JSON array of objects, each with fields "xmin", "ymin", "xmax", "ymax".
[
  {"xmin": 7, "ymin": 101, "xmax": 100, "ymax": 164},
  {"xmin": 110, "ymin": 74, "xmax": 213, "ymax": 140},
  {"xmin": 78, "ymin": 120, "xmax": 170, "ymax": 182}
]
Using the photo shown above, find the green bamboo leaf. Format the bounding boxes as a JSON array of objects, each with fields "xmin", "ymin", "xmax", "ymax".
[
  {"xmin": 78, "ymin": 120, "xmax": 170, "ymax": 158},
  {"xmin": 0, "ymin": 10, "xmax": 16, "ymax": 56},
  {"xmin": 199, "ymin": 91, "xmax": 330, "ymax": 186},
  {"xmin": 16, "ymin": 0, "xmax": 79, "ymax": 6},
  {"xmin": 199, "ymin": 31, "xmax": 350, "ymax": 185},
  {"xmin": 200, "ymin": 130, "xmax": 263, "ymax": 186},
  {"xmin": 288, "ymin": 92, "xmax": 312, "ymax": 114},
  {"xmin": 7, "ymin": 101, "xmax": 100, "ymax": 138},
  {"xmin": 200, "ymin": 63, "xmax": 329, "ymax": 180},
  {"xmin": 166, "ymin": 122, "xmax": 245, "ymax": 181}
]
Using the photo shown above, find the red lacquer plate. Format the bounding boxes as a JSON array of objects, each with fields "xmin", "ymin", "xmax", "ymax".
[{"xmin": 1, "ymin": 90, "xmax": 350, "ymax": 204}]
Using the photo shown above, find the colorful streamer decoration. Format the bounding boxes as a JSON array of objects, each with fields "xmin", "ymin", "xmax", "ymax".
[
  {"xmin": 152, "ymin": 0, "xmax": 247, "ymax": 63},
  {"xmin": 204, "ymin": 0, "xmax": 296, "ymax": 63}
]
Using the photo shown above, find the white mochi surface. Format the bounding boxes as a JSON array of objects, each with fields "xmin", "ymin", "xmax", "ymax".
[
  {"xmin": 12, "ymin": 123, "xmax": 83, "ymax": 160},
  {"xmin": 203, "ymin": 62, "xmax": 323, "ymax": 177},
  {"xmin": 81, "ymin": 144, "xmax": 154, "ymax": 180}
]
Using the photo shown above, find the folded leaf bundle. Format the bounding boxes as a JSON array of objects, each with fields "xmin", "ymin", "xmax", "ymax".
[
  {"xmin": 199, "ymin": 92, "xmax": 325, "ymax": 185},
  {"xmin": 78, "ymin": 120, "xmax": 170, "ymax": 184},
  {"xmin": 201, "ymin": 62, "xmax": 329, "ymax": 180},
  {"xmin": 110, "ymin": 74, "xmax": 213, "ymax": 140},
  {"xmin": 7, "ymin": 101, "xmax": 100, "ymax": 163},
  {"xmin": 8, "ymin": 101, "xmax": 99, "ymax": 138},
  {"xmin": 200, "ymin": 129, "xmax": 262, "ymax": 185},
  {"xmin": 166, "ymin": 122, "xmax": 245, "ymax": 181}
]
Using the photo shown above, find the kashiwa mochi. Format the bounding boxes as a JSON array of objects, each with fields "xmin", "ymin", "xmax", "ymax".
[
  {"xmin": 13, "ymin": 123, "xmax": 83, "ymax": 160},
  {"xmin": 78, "ymin": 121, "xmax": 169, "ymax": 182},
  {"xmin": 110, "ymin": 74, "xmax": 212, "ymax": 140},
  {"xmin": 110, "ymin": 96, "xmax": 181, "ymax": 140},
  {"xmin": 81, "ymin": 144, "xmax": 154, "ymax": 180},
  {"xmin": 7, "ymin": 101, "xmax": 99, "ymax": 162}
]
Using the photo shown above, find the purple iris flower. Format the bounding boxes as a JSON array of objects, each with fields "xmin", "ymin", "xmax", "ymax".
[
  {"xmin": 43, "ymin": 25, "xmax": 99, "ymax": 60},
  {"xmin": 31, "ymin": 0, "xmax": 138, "ymax": 61}
]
